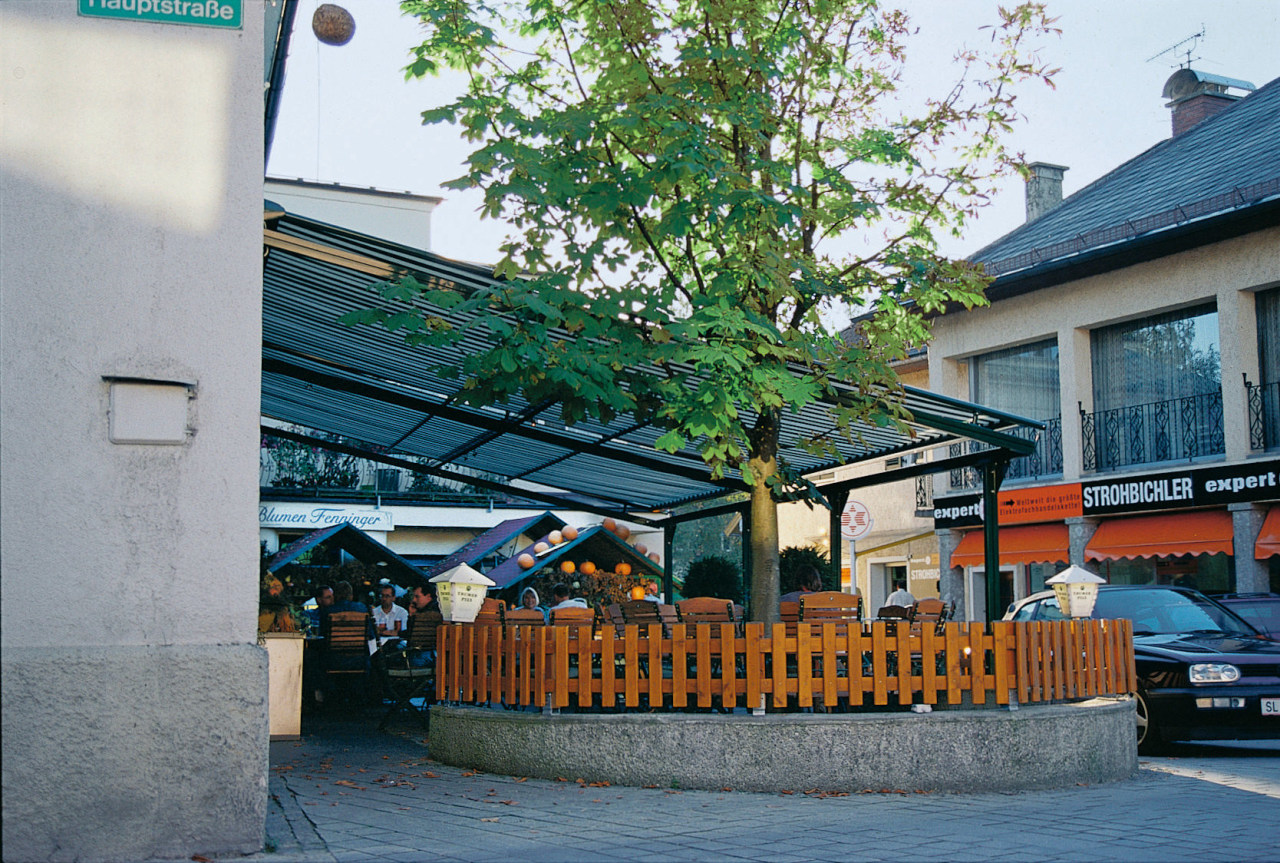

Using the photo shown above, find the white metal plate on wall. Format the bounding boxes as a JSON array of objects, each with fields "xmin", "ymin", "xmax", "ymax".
[{"xmin": 108, "ymin": 380, "xmax": 191, "ymax": 444}]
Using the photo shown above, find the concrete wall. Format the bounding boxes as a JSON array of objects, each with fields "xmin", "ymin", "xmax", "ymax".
[
  {"xmin": 1, "ymin": 3, "xmax": 267, "ymax": 860},
  {"xmin": 430, "ymin": 700, "xmax": 1137, "ymax": 792}
]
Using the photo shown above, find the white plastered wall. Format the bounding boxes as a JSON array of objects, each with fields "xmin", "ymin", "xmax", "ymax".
[{"xmin": 1, "ymin": 3, "xmax": 266, "ymax": 860}]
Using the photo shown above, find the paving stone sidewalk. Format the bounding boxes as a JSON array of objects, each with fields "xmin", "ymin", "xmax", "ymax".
[{"xmin": 238, "ymin": 710, "xmax": 1279, "ymax": 863}]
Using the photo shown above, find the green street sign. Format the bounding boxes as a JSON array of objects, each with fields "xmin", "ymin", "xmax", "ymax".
[{"xmin": 79, "ymin": 0, "xmax": 242, "ymax": 29}]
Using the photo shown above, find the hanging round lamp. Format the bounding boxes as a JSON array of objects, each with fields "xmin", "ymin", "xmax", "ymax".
[{"xmin": 312, "ymin": 4, "xmax": 356, "ymax": 46}]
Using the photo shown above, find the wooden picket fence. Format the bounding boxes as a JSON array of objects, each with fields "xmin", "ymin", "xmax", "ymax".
[{"xmin": 434, "ymin": 619, "xmax": 1135, "ymax": 711}]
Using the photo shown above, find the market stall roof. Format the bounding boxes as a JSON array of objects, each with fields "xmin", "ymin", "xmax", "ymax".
[
  {"xmin": 485, "ymin": 525, "xmax": 664, "ymax": 591},
  {"xmin": 266, "ymin": 522, "xmax": 428, "ymax": 587},
  {"xmin": 262, "ymin": 208, "xmax": 1042, "ymax": 521},
  {"xmin": 421, "ymin": 512, "xmax": 566, "ymax": 581}
]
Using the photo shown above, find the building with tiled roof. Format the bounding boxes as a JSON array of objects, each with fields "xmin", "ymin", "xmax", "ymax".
[{"xmin": 926, "ymin": 70, "xmax": 1280, "ymax": 620}]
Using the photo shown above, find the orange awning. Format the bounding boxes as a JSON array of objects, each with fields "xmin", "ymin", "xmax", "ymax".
[
  {"xmin": 951, "ymin": 523, "xmax": 1069, "ymax": 568},
  {"xmin": 1257, "ymin": 507, "xmax": 1280, "ymax": 559},
  {"xmin": 1085, "ymin": 510, "xmax": 1233, "ymax": 562}
]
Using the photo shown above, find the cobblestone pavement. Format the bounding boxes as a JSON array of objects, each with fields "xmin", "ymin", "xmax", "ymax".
[{"xmin": 232, "ymin": 709, "xmax": 1280, "ymax": 863}]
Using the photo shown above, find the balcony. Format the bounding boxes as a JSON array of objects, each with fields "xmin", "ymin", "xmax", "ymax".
[
  {"xmin": 947, "ymin": 416, "xmax": 1063, "ymax": 492},
  {"xmin": 1081, "ymin": 391, "xmax": 1223, "ymax": 472},
  {"xmin": 1247, "ymin": 377, "xmax": 1280, "ymax": 451}
]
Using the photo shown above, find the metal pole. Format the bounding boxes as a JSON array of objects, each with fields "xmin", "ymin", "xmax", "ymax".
[
  {"xmin": 828, "ymin": 488, "xmax": 848, "ymax": 589},
  {"xmin": 981, "ymin": 459, "xmax": 1008, "ymax": 622},
  {"xmin": 662, "ymin": 522, "xmax": 675, "ymax": 602}
]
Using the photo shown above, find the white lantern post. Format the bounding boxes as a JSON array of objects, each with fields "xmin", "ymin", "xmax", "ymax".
[
  {"xmin": 1044, "ymin": 565, "xmax": 1107, "ymax": 618},
  {"xmin": 430, "ymin": 563, "xmax": 496, "ymax": 623}
]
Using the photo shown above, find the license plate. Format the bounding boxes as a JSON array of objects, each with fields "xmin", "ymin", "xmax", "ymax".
[{"xmin": 1263, "ymin": 698, "xmax": 1280, "ymax": 716}]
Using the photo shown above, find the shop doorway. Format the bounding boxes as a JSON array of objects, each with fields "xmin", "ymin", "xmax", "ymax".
[
  {"xmin": 868, "ymin": 562, "xmax": 908, "ymax": 614},
  {"xmin": 965, "ymin": 566, "xmax": 1015, "ymax": 620}
]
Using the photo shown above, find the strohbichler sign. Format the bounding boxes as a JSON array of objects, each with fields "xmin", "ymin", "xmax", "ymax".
[{"xmin": 79, "ymin": 0, "xmax": 242, "ymax": 29}]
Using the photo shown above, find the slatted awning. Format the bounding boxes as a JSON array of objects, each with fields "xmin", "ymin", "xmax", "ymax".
[{"xmin": 262, "ymin": 207, "xmax": 1042, "ymax": 522}]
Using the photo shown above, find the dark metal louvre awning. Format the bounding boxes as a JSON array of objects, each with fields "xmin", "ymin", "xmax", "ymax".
[{"xmin": 262, "ymin": 208, "xmax": 1041, "ymax": 518}]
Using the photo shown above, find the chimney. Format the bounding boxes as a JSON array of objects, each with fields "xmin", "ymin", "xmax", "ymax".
[
  {"xmin": 1162, "ymin": 69, "xmax": 1255, "ymax": 137},
  {"xmin": 1025, "ymin": 162, "xmax": 1068, "ymax": 223}
]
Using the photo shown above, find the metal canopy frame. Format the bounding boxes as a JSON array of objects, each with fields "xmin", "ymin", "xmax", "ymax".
[{"xmin": 262, "ymin": 209, "xmax": 1041, "ymax": 526}]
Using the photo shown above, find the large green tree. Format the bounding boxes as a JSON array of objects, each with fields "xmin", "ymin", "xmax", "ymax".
[{"xmin": 357, "ymin": 0, "xmax": 1056, "ymax": 621}]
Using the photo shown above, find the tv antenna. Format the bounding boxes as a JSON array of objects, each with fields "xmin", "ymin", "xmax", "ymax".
[{"xmin": 1147, "ymin": 27, "xmax": 1205, "ymax": 68}]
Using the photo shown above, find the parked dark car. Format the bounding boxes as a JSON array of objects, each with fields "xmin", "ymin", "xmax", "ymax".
[
  {"xmin": 1004, "ymin": 585, "xmax": 1280, "ymax": 752},
  {"xmin": 1209, "ymin": 593, "xmax": 1280, "ymax": 640}
]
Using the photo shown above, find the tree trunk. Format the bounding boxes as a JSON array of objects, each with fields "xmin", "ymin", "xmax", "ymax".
[{"xmin": 747, "ymin": 410, "xmax": 780, "ymax": 624}]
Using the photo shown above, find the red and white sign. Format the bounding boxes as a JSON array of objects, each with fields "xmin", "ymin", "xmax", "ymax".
[{"xmin": 840, "ymin": 499, "xmax": 874, "ymax": 541}]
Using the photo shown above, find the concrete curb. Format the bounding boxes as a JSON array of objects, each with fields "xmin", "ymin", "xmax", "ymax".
[{"xmin": 430, "ymin": 698, "xmax": 1137, "ymax": 792}]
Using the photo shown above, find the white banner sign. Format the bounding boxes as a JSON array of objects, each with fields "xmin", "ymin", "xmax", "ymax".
[{"xmin": 259, "ymin": 504, "xmax": 393, "ymax": 532}]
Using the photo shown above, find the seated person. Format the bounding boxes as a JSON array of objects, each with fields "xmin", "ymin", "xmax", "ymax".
[
  {"xmin": 779, "ymin": 566, "xmax": 824, "ymax": 604},
  {"xmin": 302, "ymin": 584, "xmax": 334, "ymax": 630},
  {"xmin": 549, "ymin": 582, "xmax": 588, "ymax": 610},
  {"xmin": 518, "ymin": 586, "xmax": 549, "ymax": 623},
  {"xmin": 373, "ymin": 583, "xmax": 409, "ymax": 639},
  {"xmin": 408, "ymin": 584, "xmax": 439, "ymax": 618}
]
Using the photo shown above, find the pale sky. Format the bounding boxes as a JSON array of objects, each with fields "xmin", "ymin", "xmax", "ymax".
[{"xmin": 268, "ymin": 0, "xmax": 1279, "ymax": 264}]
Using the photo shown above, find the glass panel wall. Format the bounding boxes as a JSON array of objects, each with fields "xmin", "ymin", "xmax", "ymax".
[
  {"xmin": 1256, "ymin": 287, "xmax": 1280, "ymax": 449},
  {"xmin": 957, "ymin": 339, "xmax": 1062, "ymax": 484},
  {"xmin": 1088, "ymin": 304, "xmax": 1222, "ymax": 469}
]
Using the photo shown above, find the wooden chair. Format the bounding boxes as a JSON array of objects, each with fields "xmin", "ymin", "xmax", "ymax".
[
  {"xmin": 473, "ymin": 597, "xmax": 506, "ymax": 625},
  {"xmin": 910, "ymin": 597, "xmax": 952, "ymax": 635},
  {"xmin": 620, "ymin": 598, "xmax": 667, "ymax": 630},
  {"xmin": 676, "ymin": 597, "xmax": 738, "ymax": 633},
  {"xmin": 779, "ymin": 601, "xmax": 800, "ymax": 637},
  {"xmin": 322, "ymin": 610, "xmax": 372, "ymax": 705},
  {"xmin": 800, "ymin": 591, "xmax": 862, "ymax": 622},
  {"xmin": 913, "ymin": 597, "xmax": 951, "ymax": 623},
  {"xmin": 378, "ymin": 610, "xmax": 441, "ymax": 730},
  {"xmin": 549, "ymin": 606, "xmax": 595, "ymax": 627},
  {"xmin": 503, "ymin": 608, "xmax": 547, "ymax": 626},
  {"xmin": 876, "ymin": 604, "xmax": 913, "ymax": 621}
]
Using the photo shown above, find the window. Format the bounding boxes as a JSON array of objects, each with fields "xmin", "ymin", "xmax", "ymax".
[
  {"xmin": 1256, "ymin": 287, "xmax": 1280, "ymax": 449},
  {"xmin": 1092, "ymin": 304, "xmax": 1220, "ymax": 412},
  {"xmin": 1089, "ymin": 304, "xmax": 1222, "ymax": 468},
  {"xmin": 970, "ymin": 338, "xmax": 1060, "ymax": 419},
  {"xmin": 966, "ymin": 339, "xmax": 1062, "ymax": 479}
]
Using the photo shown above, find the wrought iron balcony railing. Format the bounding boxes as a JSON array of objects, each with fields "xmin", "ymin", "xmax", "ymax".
[
  {"xmin": 948, "ymin": 416, "xmax": 1062, "ymax": 492},
  {"xmin": 1081, "ymin": 391, "xmax": 1223, "ymax": 472},
  {"xmin": 1246, "ymin": 376, "xmax": 1280, "ymax": 451}
]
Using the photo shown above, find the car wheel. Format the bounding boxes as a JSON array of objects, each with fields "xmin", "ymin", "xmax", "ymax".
[{"xmin": 1135, "ymin": 689, "xmax": 1163, "ymax": 754}]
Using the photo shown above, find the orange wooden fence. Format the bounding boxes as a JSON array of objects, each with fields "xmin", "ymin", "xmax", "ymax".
[{"xmin": 434, "ymin": 620, "xmax": 1135, "ymax": 711}]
